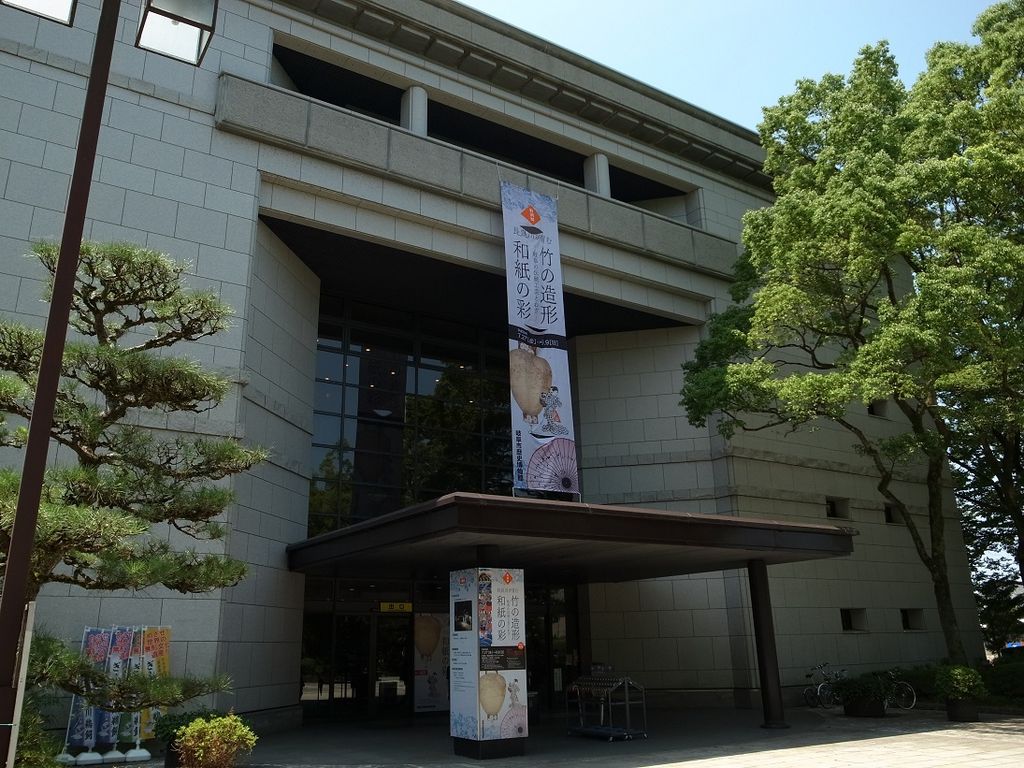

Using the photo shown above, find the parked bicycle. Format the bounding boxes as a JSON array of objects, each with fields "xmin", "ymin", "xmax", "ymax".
[
  {"xmin": 803, "ymin": 662, "xmax": 847, "ymax": 708},
  {"xmin": 885, "ymin": 669, "xmax": 917, "ymax": 709}
]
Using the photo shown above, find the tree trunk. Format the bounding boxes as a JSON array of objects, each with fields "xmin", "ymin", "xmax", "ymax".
[
  {"xmin": 930, "ymin": 560, "xmax": 969, "ymax": 665},
  {"xmin": 925, "ymin": 450, "xmax": 969, "ymax": 665}
]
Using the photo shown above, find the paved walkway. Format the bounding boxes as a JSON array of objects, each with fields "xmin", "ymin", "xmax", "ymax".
[{"xmin": 238, "ymin": 707, "xmax": 1024, "ymax": 767}]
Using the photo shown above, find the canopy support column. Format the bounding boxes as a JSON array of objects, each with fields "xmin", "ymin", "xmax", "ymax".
[{"xmin": 747, "ymin": 559, "xmax": 788, "ymax": 729}]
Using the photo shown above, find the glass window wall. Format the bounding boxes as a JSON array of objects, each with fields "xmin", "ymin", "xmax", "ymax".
[{"xmin": 309, "ymin": 298, "xmax": 512, "ymax": 533}]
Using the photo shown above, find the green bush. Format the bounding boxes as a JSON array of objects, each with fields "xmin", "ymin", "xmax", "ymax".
[
  {"xmin": 980, "ymin": 660, "xmax": 1024, "ymax": 701},
  {"xmin": 934, "ymin": 665, "xmax": 986, "ymax": 701},
  {"xmin": 892, "ymin": 664, "xmax": 938, "ymax": 699},
  {"xmin": 14, "ymin": 696, "xmax": 60, "ymax": 768},
  {"xmin": 154, "ymin": 706, "xmax": 224, "ymax": 743},
  {"xmin": 174, "ymin": 713, "xmax": 256, "ymax": 768},
  {"xmin": 832, "ymin": 672, "xmax": 894, "ymax": 704}
]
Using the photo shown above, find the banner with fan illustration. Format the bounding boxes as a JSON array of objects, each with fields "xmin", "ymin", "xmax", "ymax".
[{"xmin": 500, "ymin": 181, "xmax": 579, "ymax": 498}]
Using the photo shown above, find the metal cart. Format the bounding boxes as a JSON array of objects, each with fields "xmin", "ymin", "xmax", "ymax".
[{"xmin": 565, "ymin": 675, "xmax": 648, "ymax": 741}]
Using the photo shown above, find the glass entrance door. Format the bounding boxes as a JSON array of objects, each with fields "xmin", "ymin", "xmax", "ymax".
[
  {"xmin": 526, "ymin": 585, "xmax": 580, "ymax": 713},
  {"xmin": 371, "ymin": 613, "xmax": 412, "ymax": 716}
]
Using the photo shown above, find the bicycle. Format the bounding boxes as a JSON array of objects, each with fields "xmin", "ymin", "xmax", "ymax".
[
  {"xmin": 803, "ymin": 662, "xmax": 846, "ymax": 708},
  {"xmin": 885, "ymin": 669, "xmax": 917, "ymax": 709}
]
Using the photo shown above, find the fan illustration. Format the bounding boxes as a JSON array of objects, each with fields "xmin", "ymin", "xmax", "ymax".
[
  {"xmin": 526, "ymin": 438, "xmax": 578, "ymax": 493},
  {"xmin": 500, "ymin": 705, "xmax": 528, "ymax": 738},
  {"xmin": 509, "ymin": 344, "xmax": 552, "ymax": 425}
]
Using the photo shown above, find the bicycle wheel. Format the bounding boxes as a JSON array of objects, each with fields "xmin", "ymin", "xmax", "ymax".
[
  {"xmin": 803, "ymin": 686, "xmax": 819, "ymax": 708},
  {"xmin": 893, "ymin": 681, "xmax": 916, "ymax": 709},
  {"xmin": 817, "ymin": 682, "xmax": 835, "ymax": 708}
]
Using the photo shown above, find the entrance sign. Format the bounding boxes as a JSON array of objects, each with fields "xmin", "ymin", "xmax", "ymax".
[
  {"xmin": 450, "ymin": 568, "xmax": 527, "ymax": 757},
  {"xmin": 500, "ymin": 181, "xmax": 579, "ymax": 497}
]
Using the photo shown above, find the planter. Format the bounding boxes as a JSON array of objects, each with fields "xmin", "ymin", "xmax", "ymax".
[
  {"xmin": 164, "ymin": 738, "xmax": 181, "ymax": 768},
  {"xmin": 843, "ymin": 700, "xmax": 887, "ymax": 717},
  {"xmin": 946, "ymin": 699, "xmax": 979, "ymax": 722}
]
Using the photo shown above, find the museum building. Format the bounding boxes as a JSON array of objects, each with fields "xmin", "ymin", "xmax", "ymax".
[{"xmin": 0, "ymin": 0, "xmax": 983, "ymax": 734}]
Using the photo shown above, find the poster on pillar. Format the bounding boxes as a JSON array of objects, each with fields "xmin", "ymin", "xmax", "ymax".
[
  {"xmin": 414, "ymin": 613, "xmax": 450, "ymax": 712},
  {"xmin": 449, "ymin": 568, "xmax": 528, "ymax": 742},
  {"xmin": 501, "ymin": 181, "xmax": 579, "ymax": 498}
]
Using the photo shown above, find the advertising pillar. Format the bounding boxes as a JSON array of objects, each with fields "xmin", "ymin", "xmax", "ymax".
[{"xmin": 450, "ymin": 568, "xmax": 527, "ymax": 759}]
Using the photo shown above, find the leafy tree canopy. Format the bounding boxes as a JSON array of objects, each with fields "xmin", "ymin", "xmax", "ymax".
[{"xmin": 681, "ymin": 1, "xmax": 1024, "ymax": 664}]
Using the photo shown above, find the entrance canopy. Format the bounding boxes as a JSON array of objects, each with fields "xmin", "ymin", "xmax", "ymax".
[{"xmin": 287, "ymin": 493, "xmax": 855, "ymax": 582}]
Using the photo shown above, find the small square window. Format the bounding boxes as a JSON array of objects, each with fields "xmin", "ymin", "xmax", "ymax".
[
  {"xmin": 901, "ymin": 609, "xmax": 924, "ymax": 631},
  {"xmin": 826, "ymin": 497, "xmax": 850, "ymax": 519},
  {"xmin": 840, "ymin": 608, "xmax": 868, "ymax": 632},
  {"xmin": 867, "ymin": 400, "xmax": 889, "ymax": 417},
  {"xmin": 884, "ymin": 504, "xmax": 901, "ymax": 524}
]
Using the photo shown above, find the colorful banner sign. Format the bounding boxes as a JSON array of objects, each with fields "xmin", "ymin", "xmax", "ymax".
[
  {"xmin": 413, "ymin": 613, "xmax": 450, "ymax": 713},
  {"xmin": 449, "ymin": 568, "xmax": 527, "ymax": 743},
  {"xmin": 65, "ymin": 626, "xmax": 171, "ymax": 750},
  {"xmin": 141, "ymin": 626, "xmax": 171, "ymax": 739},
  {"xmin": 500, "ymin": 181, "xmax": 579, "ymax": 497},
  {"xmin": 66, "ymin": 627, "xmax": 111, "ymax": 750}
]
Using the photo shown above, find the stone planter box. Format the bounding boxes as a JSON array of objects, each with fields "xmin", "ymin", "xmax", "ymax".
[
  {"xmin": 946, "ymin": 699, "xmax": 980, "ymax": 722},
  {"xmin": 843, "ymin": 700, "xmax": 887, "ymax": 717}
]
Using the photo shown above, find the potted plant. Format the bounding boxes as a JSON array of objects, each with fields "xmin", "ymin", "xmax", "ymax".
[
  {"xmin": 174, "ymin": 712, "xmax": 257, "ymax": 768},
  {"xmin": 934, "ymin": 665, "xmax": 985, "ymax": 722},
  {"xmin": 154, "ymin": 707, "xmax": 224, "ymax": 768},
  {"xmin": 832, "ymin": 672, "xmax": 893, "ymax": 717}
]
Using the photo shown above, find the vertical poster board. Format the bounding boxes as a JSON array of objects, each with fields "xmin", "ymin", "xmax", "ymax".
[
  {"xmin": 501, "ymin": 181, "xmax": 579, "ymax": 497},
  {"xmin": 413, "ymin": 613, "xmax": 450, "ymax": 712},
  {"xmin": 450, "ymin": 568, "xmax": 527, "ymax": 747}
]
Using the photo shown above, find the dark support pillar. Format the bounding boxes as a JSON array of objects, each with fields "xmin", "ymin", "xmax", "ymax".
[
  {"xmin": 747, "ymin": 559, "xmax": 788, "ymax": 729},
  {"xmin": 476, "ymin": 544, "xmax": 500, "ymax": 565}
]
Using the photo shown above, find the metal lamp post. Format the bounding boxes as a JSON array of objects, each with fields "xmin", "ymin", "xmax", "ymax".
[{"xmin": 0, "ymin": 0, "xmax": 216, "ymax": 763}]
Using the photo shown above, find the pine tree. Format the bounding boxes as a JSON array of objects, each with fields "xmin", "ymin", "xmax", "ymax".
[{"xmin": 0, "ymin": 240, "xmax": 266, "ymax": 706}]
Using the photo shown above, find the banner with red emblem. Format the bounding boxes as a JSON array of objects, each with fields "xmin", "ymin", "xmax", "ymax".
[{"xmin": 500, "ymin": 181, "xmax": 579, "ymax": 498}]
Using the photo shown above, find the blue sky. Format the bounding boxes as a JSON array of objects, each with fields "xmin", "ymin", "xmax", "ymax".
[{"xmin": 458, "ymin": 0, "xmax": 993, "ymax": 131}]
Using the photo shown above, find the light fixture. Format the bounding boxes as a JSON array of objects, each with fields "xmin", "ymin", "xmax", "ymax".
[
  {"xmin": 136, "ymin": 0, "xmax": 217, "ymax": 65},
  {"xmin": 0, "ymin": 0, "xmax": 75, "ymax": 24}
]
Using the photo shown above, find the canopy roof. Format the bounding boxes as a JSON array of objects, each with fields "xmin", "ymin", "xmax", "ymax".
[{"xmin": 287, "ymin": 493, "xmax": 856, "ymax": 582}]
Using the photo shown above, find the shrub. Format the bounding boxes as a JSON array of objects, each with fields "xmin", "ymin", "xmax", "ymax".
[
  {"xmin": 980, "ymin": 660, "xmax": 1024, "ymax": 701},
  {"xmin": 14, "ymin": 695, "xmax": 60, "ymax": 768},
  {"xmin": 893, "ymin": 664, "xmax": 938, "ymax": 699},
  {"xmin": 154, "ymin": 706, "xmax": 224, "ymax": 743},
  {"xmin": 174, "ymin": 713, "xmax": 256, "ymax": 768},
  {"xmin": 934, "ymin": 665, "xmax": 986, "ymax": 701},
  {"xmin": 832, "ymin": 672, "xmax": 894, "ymax": 704}
]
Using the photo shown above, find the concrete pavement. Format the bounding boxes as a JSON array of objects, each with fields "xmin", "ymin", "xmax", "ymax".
[{"xmin": 238, "ymin": 707, "xmax": 1024, "ymax": 767}]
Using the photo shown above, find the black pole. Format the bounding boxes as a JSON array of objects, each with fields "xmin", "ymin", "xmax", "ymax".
[
  {"xmin": 747, "ymin": 559, "xmax": 788, "ymax": 729},
  {"xmin": 0, "ymin": 0, "xmax": 122, "ymax": 762}
]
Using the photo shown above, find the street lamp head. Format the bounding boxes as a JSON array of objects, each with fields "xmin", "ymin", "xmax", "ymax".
[
  {"xmin": 0, "ymin": 0, "xmax": 75, "ymax": 25},
  {"xmin": 136, "ymin": 0, "xmax": 217, "ymax": 66}
]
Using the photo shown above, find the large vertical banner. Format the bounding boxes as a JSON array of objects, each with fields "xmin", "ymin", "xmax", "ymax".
[
  {"xmin": 501, "ymin": 181, "xmax": 579, "ymax": 497},
  {"xmin": 414, "ymin": 613, "xmax": 450, "ymax": 712},
  {"xmin": 450, "ymin": 568, "xmax": 527, "ymax": 745}
]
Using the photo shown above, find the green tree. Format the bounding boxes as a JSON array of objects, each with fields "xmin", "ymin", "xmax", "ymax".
[
  {"xmin": 973, "ymin": 574, "xmax": 1024, "ymax": 655},
  {"xmin": 0, "ymin": 241, "xmax": 266, "ymax": 706},
  {"xmin": 681, "ymin": 2, "xmax": 1024, "ymax": 665}
]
